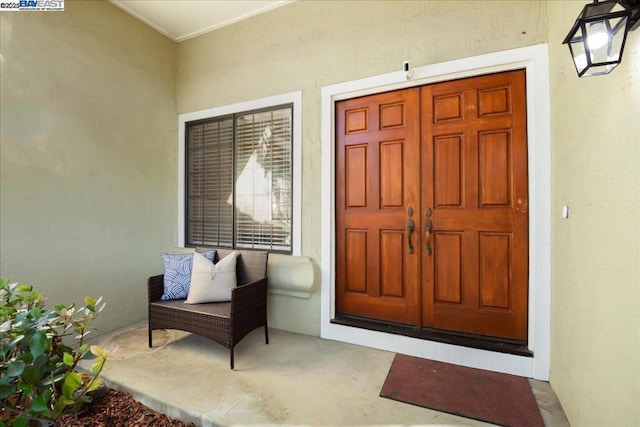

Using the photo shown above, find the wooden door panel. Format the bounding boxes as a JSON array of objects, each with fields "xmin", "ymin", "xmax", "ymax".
[
  {"xmin": 345, "ymin": 229, "xmax": 367, "ymax": 293},
  {"xmin": 379, "ymin": 141, "xmax": 405, "ymax": 208},
  {"xmin": 380, "ymin": 102, "xmax": 406, "ymax": 128},
  {"xmin": 433, "ymin": 93, "xmax": 465, "ymax": 122},
  {"xmin": 479, "ymin": 233, "xmax": 511, "ymax": 309},
  {"xmin": 434, "ymin": 232, "xmax": 463, "ymax": 304},
  {"xmin": 478, "ymin": 86, "xmax": 511, "ymax": 117},
  {"xmin": 422, "ymin": 70, "xmax": 529, "ymax": 340},
  {"xmin": 336, "ymin": 88, "xmax": 420, "ymax": 326},
  {"xmin": 380, "ymin": 230, "xmax": 405, "ymax": 298},
  {"xmin": 432, "ymin": 210, "xmax": 513, "ymax": 230},
  {"xmin": 434, "ymin": 135, "xmax": 463, "ymax": 208},
  {"xmin": 479, "ymin": 130, "xmax": 511, "ymax": 207},
  {"xmin": 345, "ymin": 145, "xmax": 368, "ymax": 208},
  {"xmin": 346, "ymin": 108, "xmax": 368, "ymax": 133}
]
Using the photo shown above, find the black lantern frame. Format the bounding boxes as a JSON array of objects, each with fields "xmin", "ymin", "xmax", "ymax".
[{"xmin": 563, "ymin": 0, "xmax": 640, "ymax": 77}]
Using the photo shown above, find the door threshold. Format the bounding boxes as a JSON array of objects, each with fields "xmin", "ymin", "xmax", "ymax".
[{"xmin": 332, "ymin": 315, "xmax": 533, "ymax": 358}]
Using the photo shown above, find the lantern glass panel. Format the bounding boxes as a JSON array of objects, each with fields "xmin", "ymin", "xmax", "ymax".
[
  {"xmin": 608, "ymin": 16, "xmax": 629, "ymax": 61},
  {"xmin": 568, "ymin": 29, "xmax": 589, "ymax": 74},
  {"xmin": 582, "ymin": 62, "xmax": 620, "ymax": 76},
  {"xmin": 587, "ymin": 16, "xmax": 628, "ymax": 63}
]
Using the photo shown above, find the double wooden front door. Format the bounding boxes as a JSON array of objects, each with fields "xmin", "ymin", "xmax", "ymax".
[{"xmin": 335, "ymin": 70, "xmax": 528, "ymax": 341}]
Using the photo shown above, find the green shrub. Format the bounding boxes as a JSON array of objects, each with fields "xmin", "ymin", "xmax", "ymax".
[{"xmin": 0, "ymin": 278, "xmax": 107, "ymax": 426}]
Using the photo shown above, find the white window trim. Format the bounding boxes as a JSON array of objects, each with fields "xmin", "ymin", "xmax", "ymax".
[
  {"xmin": 178, "ymin": 91, "xmax": 303, "ymax": 256},
  {"xmin": 321, "ymin": 44, "xmax": 551, "ymax": 380}
]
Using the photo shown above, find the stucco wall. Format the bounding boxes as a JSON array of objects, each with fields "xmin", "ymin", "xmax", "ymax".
[
  {"xmin": 176, "ymin": 0, "xmax": 547, "ymax": 335},
  {"xmin": 2, "ymin": 1, "xmax": 637, "ymax": 424},
  {"xmin": 548, "ymin": 3, "xmax": 640, "ymax": 426},
  {"xmin": 0, "ymin": 1, "xmax": 177, "ymax": 332}
]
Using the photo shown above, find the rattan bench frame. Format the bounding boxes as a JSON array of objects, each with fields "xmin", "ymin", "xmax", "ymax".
[{"xmin": 148, "ymin": 249, "xmax": 269, "ymax": 369}]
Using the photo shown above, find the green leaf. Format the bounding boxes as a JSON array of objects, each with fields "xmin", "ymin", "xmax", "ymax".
[
  {"xmin": 30, "ymin": 389, "xmax": 53, "ymax": 414},
  {"xmin": 69, "ymin": 371, "xmax": 83, "ymax": 386},
  {"xmin": 86, "ymin": 377, "xmax": 103, "ymax": 393},
  {"xmin": 57, "ymin": 396, "xmax": 75, "ymax": 407},
  {"xmin": 90, "ymin": 345, "xmax": 107, "ymax": 359},
  {"xmin": 29, "ymin": 306, "xmax": 42, "ymax": 319},
  {"xmin": 0, "ymin": 384, "xmax": 17, "ymax": 399},
  {"xmin": 29, "ymin": 330, "xmax": 47, "ymax": 359},
  {"xmin": 56, "ymin": 344, "xmax": 73, "ymax": 358},
  {"xmin": 62, "ymin": 372, "xmax": 82, "ymax": 400},
  {"xmin": 17, "ymin": 383, "xmax": 32, "ymax": 396},
  {"xmin": 91, "ymin": 358, "xmax": 105, "ymax": 376},
  {"xmin": 84, "ymin": 296, "xmax": 96, "ymax": 307},
  {"xmin": 41, "ymin": 372, "xmax": 66, "ymax": 386},
  {"xmin": 9, "ymin": 335, "xmax": 24, "ymax": 350},
  {"xmin": 21, "ymin": 365, "xmax": 41, "ymax": 385},
  {"xmin": 3, "ymin": 360, "xmax": 25, "ymax": 380},
  {"xmin": 11, "ymin": 417, "xmax": 28, "ymax": 427},
  {"xmin": 62, "ymin": 352, "xmax": 74, "ymax": 366},
  {"xmin": 17, "ymin": 285, "xmax": 32, "ymax": 293}
]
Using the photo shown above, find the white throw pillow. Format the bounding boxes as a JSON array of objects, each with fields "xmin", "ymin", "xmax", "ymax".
[{"xmin": 185, "ymin": 251, "xmax": 238, "ymax": 304}]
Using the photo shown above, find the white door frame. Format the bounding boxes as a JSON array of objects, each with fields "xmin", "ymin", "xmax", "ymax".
[{"xmin": 320, "ymin": 44, "xmax": 551, "ymax": 380}]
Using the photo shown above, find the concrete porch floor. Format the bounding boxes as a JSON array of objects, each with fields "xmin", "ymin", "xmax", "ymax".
[{"xmin": 81, "ymin": 323, "xmax": 570, "ymax": 427}]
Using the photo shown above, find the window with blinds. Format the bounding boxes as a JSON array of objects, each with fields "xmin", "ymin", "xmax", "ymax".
[{"xmin": 185, "ymin": 104, "xmax": 293, "ymax": 253}]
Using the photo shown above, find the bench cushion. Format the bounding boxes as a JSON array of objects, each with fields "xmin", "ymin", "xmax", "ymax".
[
  {"xmin": 185, "ymin": 251, "xmax": 238, "ymax": 304},
  {"xmin": 150, "ymin": 299, "xmax": 231, "ymax": 318},
  {"xmin": 161, "ymin": 250, "xmax": 216, "ymax": 300}
]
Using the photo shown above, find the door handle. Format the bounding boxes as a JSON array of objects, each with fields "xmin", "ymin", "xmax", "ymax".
[
  {"xmin": 425, "ymin": 219, "xmax": 433, "ymax": 255},
  {"xmin": 407, "ymin": 219, "xmax": 415, "ymax": 254}
]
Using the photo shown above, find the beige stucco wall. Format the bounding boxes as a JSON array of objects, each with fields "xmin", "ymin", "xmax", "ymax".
[
  {"xmin": 548, "ymin": 3, "xmax": 640, "ymax": 426},
  {"xmin": 176, "ymin": 0, "xmax": 548, "ymax": 335},
  {"xmin": 1, "ymin": 1, "xmax": 637, "ymax": 424},
  {"xmin": 0, "ymin": 1, "xmax": 177, "ymax": 332}
]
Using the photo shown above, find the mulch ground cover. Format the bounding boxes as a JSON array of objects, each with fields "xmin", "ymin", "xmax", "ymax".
[{"xmin": 57, "ymin": 388, "xmax": 195, "ymax": 427}]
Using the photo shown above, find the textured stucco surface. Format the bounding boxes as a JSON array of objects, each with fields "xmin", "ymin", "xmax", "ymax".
[
  {"xmin": 176, "ymin": 0, "xmax": 548, "ymax": 336},
  {"xmin": 1, "ymin": 1, "xmax": 638, "ymax": 425},
  {"xmin": 0, "ymin": 1, "xmax": 177, "ymax": 332},
  {"xmin": 547, "ymin": 3, "xmax": 640, "ymax": 426}
]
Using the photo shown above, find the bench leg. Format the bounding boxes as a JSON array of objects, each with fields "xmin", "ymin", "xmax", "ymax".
[
  {"xmin": 265, "ymin": 324, "xmax": 269, "ymax": 345},
  {"xmin": 230, "ymin": 347, "xmax": 235, "ymax": 370}
]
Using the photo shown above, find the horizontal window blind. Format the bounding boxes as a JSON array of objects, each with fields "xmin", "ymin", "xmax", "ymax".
[
  {"xmin": 235, "ymin": 108, "xmax": 292, "ymax": 251},
  {"xmin": 186, "ymin": 117, "xmax": 234, "ymax": 247},
  {"xmin": 185, "ymin": 105, "xmax": 293, "ymax": 253}
]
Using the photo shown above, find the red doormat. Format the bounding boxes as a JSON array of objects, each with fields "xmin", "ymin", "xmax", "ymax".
[{"xmin": 380, "ymin": 354, "xmax": 544, "ymax": 427}]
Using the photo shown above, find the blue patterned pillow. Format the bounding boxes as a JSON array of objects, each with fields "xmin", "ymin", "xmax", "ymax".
[{"xmin": 161, "ymin": 250, "xmax": 216, "ymax": 300}]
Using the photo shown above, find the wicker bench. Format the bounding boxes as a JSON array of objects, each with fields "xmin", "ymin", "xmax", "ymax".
[{"xmin": 147, "ymin": 249, "xmax": 269, "ymax": 369}]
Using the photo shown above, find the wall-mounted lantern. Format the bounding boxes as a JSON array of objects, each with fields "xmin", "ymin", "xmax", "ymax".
[{"xmin": 563, "ymin": 0, "xmax": 640, "ymax": 77}]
